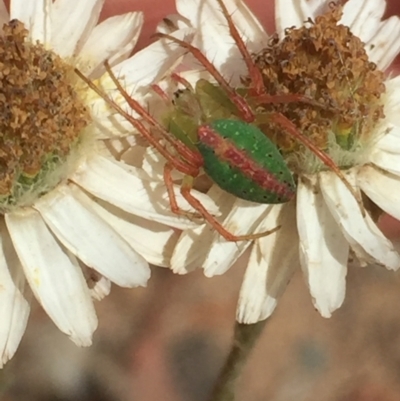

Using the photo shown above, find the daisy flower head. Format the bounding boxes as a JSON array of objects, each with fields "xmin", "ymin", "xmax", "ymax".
[
  {"xmin": 149, "ymin": 0, "xmax": 400, "ymax": 323},
  {"xmin": 0, "ymin": 0, "xmax": 197, "ymax": 366}
]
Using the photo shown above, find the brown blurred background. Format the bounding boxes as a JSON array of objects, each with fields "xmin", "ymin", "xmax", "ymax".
[
  {"xmin": 2, "ymin": 0, "xmax": 400, "ymax": 400},
  {"xmin": 3, "ymin": 248, "xmax": 400, "ymax": 401}
]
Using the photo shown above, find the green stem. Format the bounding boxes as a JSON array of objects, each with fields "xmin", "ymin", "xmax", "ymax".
[{"xmin": 207, "ymin": 320, "xmax": 267, "ymax": 401}]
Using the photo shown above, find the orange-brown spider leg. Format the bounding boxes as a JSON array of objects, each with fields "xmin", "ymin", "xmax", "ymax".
[
  {"xmin": 102, "ymin": 61, "xmax": 203, "ymax": 169},
  {"xmin": 75, "ymin": 66, "xmax": 202, "ymax": 174},
  {"xmin": 271, "ymin": 112, "xmax": 365, "ymax": 217},
  {"xmin": 150, "ymin": 83, "xmax": 171, "ymax": 103},
  {"xmin": 170, "ymin": 73, "xmax": 194, "ymax": 90},
  {"xmin": 254, "ymin": 93, "xmax": 326, "ymax": 108},
  {"xmin": 214, "ymin": 1, "xmax": 331, "ymax": 113},
  {"xmin": 180, "ymin": 176, "xmax": 281, "ymax": 242},
  {"xmin": 214, "ymin": 0, "xmax": 265, "ymax": 96},
  {"xmin": 164, "ymin": 162, "xmax": 201, "ymax": 218},
  {"xmin": 156, "ymin": 32, "xmax": 255, "ymax": 123}
]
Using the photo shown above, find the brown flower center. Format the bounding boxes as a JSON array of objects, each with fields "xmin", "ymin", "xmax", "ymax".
[
  {"xmin": 0, "ymin": 20, "xmax": 90, "ymax": 210},
  {"xmin": 251, "ymin": 3, "xmax": 386, "ymax": 173}
]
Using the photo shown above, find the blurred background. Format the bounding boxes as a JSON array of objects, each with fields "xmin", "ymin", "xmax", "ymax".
[
  {"xmin": 2, "ymin": 243, "xmax": 400, "ymax": 401},
  {"xmin": 2, "ymin": 0, "xmax": 400, "ymax": 399}
]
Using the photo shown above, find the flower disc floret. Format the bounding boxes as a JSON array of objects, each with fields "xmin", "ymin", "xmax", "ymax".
[
  {"xmin": 0, "ymin": 20, "xmax": 90, "ymax": 210},
  {"xmin": 252, "ymin": 3, "xmax": 386, "ymax": 174}
]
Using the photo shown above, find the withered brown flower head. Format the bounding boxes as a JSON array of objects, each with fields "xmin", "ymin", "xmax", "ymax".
[
  {"xmin": 252, "ymin": 3, "xmax": 385, "ymax": 173},
  {"xmin": 0, "ymin": 20, "xmax": 89, "ymax": 205}
]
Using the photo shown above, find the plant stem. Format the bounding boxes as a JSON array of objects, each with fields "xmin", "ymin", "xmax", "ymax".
[{"xmin": 207, "ymin": 320, "xmax": 267, "ymax": 401}]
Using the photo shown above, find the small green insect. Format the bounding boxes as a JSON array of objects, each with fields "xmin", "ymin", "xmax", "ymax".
[{"xmin": 76, "ymin": 0, "xmax": 361, "ymax": 241}]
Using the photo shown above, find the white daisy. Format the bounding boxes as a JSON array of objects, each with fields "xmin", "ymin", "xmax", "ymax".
[
  {"xmin": 149, "ymin": 0, "xmax": 400, "ymax": 323},
  {"xmin": 0, "ymin": 0, "xmax": 210, "ymax": 366}
]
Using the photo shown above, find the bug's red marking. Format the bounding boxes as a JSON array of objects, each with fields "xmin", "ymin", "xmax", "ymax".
[{"xmin": 198, "ymin": 125, "xmax": 294, "ymax": 200}]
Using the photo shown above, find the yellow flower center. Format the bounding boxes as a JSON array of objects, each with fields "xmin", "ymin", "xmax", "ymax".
[{"xmin": 0, "ymin": 20, "xmax": 90, "ymax": 211}]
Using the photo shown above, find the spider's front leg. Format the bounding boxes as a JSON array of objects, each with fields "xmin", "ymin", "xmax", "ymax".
[{"xmin": 178, "ymin": 175, "xmax": 280, "ymax": 242}]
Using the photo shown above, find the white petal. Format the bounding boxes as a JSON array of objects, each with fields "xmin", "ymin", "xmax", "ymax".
[
  {"xmin": 106, "ymin": 135, "xmax": 142, "ymax": 163},
  {"xmin": 319, "ymin": 171, "xmax": 400, "ymax": 270},
  {"xmin": 80, "ymin": 264, "xmax": 111, "ymax": 301},
  {"xmin": 34, "ymin": 184, "xmax": 150, "ymax": 287},
  {"xmin": 384, "ymin": 77, "xmax": 400, "ymax": 127},
  {"xmin": 366, "ymin": 17, "xmax": 400, "ymax": 71},
  {"xmin": 203, "ymin": 200, "xmax": 275, "ymax": 277},
  {"xmin": 82, "ymin": 267, "xmax": 111, "ymax": 301},
  {"xmin": 173, "ymin": 193, "xmax": 289, "ymax": 276},
  {"xmin": 89, "ymin": 28, "xmax": 195, "ymax": 126},
  {"xmin": 307, "ymin": 0, "xmax": 327, "ymax": 15},
  {"xmin": 374, "ymin": 125, "xmax": 400, "ymax": 154},
  {"xmin": 237, "ymin": 202, "xmax": 298, "ymax": 323},
  {"xmin": 341, "ymin": 0, "xmax": 386, "ymax": 43},
  {"xmin": 84, "ymin": 195, "xmax": 179, "ymax": 267},
  {"xmin": 50, "ymin": 0, "xmax": 104, "ymax": 57},
  {"xmin": 70, "ymin": 155, "xmax": 218, "ymax": 229},
  {"xmin": 358, "ymin": 165, "xmax": 400, "ymax": 221},
  {"xmin": 89, "ymin": 276, "xmax": 111, "ymax": 301},
  {"xmin": 11, "ymin": 0, "xmax": 51, "ymax": 43},
  {"xmin": 170, "ymin": 223, "xmax": 212, "ymax": 273},
  {"xmin": 171, "ymin": 186, "xmax": 235, "ymax": 274},
  {"xmin": 178, "ymin": 0, "xmax": 267, "ymax": 39},
  {"xmin": 0, "ymin": 220, "xmax": 30, "ymax": 367},
  {"xmin": 297, "ymin": 177, "xmax": 348, "ymax": 317},
  {"xmin": 88, "ymin": 110, "xmax": 136, "ymax": 139},
  {"xmin": 176, "ymin": 0, "xmax": 267, "ymax": 84},
  {"xmin": 370, "ymin": 147, "xmax": 400, "ymax": 176},
  {"xmin": 156, "ymin": 13, "xmax": 191, "ymax": 34},
  {"xmin": 223, "ymin": 0, "xmax": 269, "ymax": 49},
  {"xmin": 80, "ymin": 12, "xmax": 144, "ymax": 77},
  {"xmin": 109, "ymin": 28, "xmax": 195, "ymax": 92},
  {"xmin": 275, "ymin": 0, "xmax": 313, "ymax": 38},
  {"xmin": 141, "ymin": 146, "xmax": 181, "ymax": 181},
  {"xmin": 0, "ymin": 1, "xmax": 9, "ymax": 27},
  {"xmin": 5, "ymin": 209, "xmax": 97, "ymax": 345}
]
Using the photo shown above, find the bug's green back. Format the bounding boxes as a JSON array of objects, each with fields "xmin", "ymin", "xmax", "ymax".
[{"xmin": 197, "ymin": 120, "xmax": 296, "ymax": 203}]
